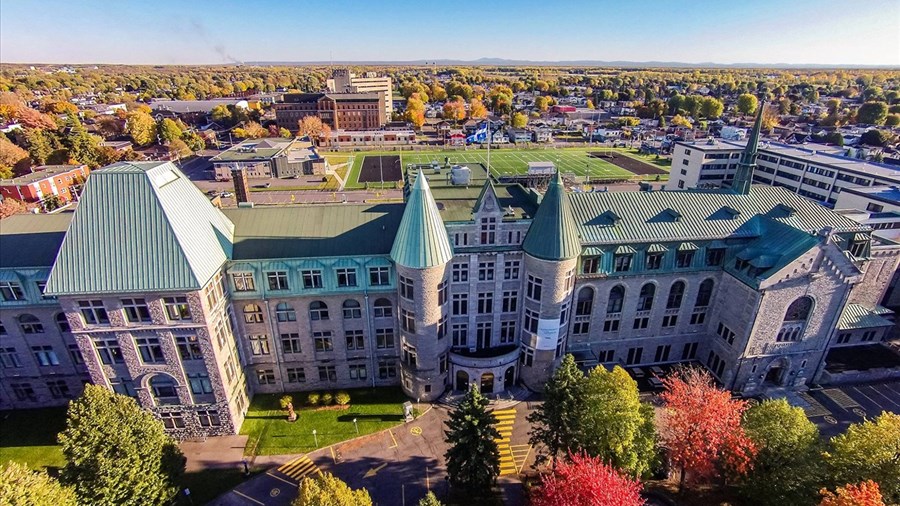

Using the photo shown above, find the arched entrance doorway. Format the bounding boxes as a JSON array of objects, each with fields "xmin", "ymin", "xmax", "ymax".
[
  {"xmin": 763, "ymin": 358, "xmax": 789, "ymax": 387},
  {"xmin": 504, "ymin": 366, "xmax": 515, "ymax": 389},
  {"xmin": 480, "ymin": 373, "xmax": 495, "ymax": 394},
  {"xmin": 456, "ymin": 370, "xmax": 469, "ymax": 391}
]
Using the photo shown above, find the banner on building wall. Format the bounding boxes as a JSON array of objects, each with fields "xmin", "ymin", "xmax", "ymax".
[{"xmin": 535, "ymin": 318, "xmax": 559, "ymax": 350}]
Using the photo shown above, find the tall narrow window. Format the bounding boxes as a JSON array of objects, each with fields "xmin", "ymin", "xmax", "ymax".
[
  {"xmin": 666, "ymin": 281, "xmax": 685, "ymax": 309},
  {"xmin": 607, "ymin": 286, "xmax": 625, "ymax": 314}
]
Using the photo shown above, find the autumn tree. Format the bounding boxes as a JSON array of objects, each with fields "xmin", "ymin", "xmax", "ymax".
[
  {"xmin": 62, "ymin": 116, "xmax": 100, "ymax": 167},
  {"xmin": 444, "ymin": 385, "xmax": 500, "ymax": 493},
  {"xmin": 59, "ymin": 385, "xmax": 185, "ymax": 506},
  {"xmin": 580, "ymin": 366, "xmax": 657, "ymax": 478},
  {"xmin": 234, "ymin": 121, "xmax": 268, "ymax": 140},
  {"xmin": 761, "ymin": 104, "xmax": 780, "ymax": 131},
  {"xmin": 659, "ymin": 367, "xmax": 756, "ymax": 492},
  {"xmin": 0, "ymin": 198, "xmax": 28, "ymax": 219},
  {"xmin": 210, "ymin": 104, "xmax": 233, "ymax": 126},
  {"xmin": 0, "ymin": 135, "xmax": 30, "ymax": 175},
  {"xmin": 468, "ymin": 98, "xmax": 488, "ymax": 119},
  {"xmin": 741, "ymin": 398, "xmax": 823, "ymax": 506},
  {"xmin": 510, "ymin": 112, "xmax": 528, "ymax": 128},
  {"xmin": 404, "ymin": 98, "xmax": 426, "ymax": 129},
  {"xmin": 529, "ymin": 453, "xmax": 644, "ymax": 506},
  {"xmin": 126, "ymin": 110, "xmax": 156, "ymax": 146},
  {"xmin": 857, "ymin": 101, "xmax": 888, "ymax": 125},
  {"xmin": 528, "ymin": 355, "xmax": 586, "ymax": 464},
  {"xmin": 296, "ymin": 115, "xmax": 331, "ymax": 143},
  {"xmin": 418, "ymin": 491, "xmax": 443, "ymax": 506},
  {"xmin": 0, "ymin": 461, "xmax": 77, "ymax": 506},
  {"xmin": 24, "ymin": 128, "xmax": 62, "ymax": 165},
  {"xmin": 156, "ymin": 118, "xmax": 183, "ymax": 143},
  {"xmin": 819, "ymin": 481, "xmax": 884, "ymax": 506},
  {"xmin": 535, "ymin": 96, "xmax": 551, "ymax": 112},
  {"xmin": 736, "ymin": 93, "xmax": 759, "ymax": 115},
  {"xmin": 671, "ymin": 114, "xmax": 692, "ymax": 128},
  {"xmin": 443, "ymin": 97, "xmax": 466, "ymax": 123},
  {"xmin": 699, "ymin": 97, "xmax": 724, "ymax": 118},
  {"xmin": 825, "ymin": 412, "xmax": 900, "ymax": 503},
  {"xmin": 292, "ymin": 472, "xmax": 372, "ymax": 506}
]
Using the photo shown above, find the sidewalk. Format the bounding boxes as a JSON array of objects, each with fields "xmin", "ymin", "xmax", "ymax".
[{"xmin": 180, "ymin": 435, "xmax": 249, "ymax": 473}]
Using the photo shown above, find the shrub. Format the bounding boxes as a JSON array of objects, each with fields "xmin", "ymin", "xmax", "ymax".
[
  {"xmin": 307, "ymin": 392, "xmax": 320, "ymax": 406},
  {"xmin": 279, "ymin": 395, "xmax": 294, "ymax": 409},
  {"xmin": 335, "ymin": 391, "xmax": 351, "ymax": 406},
  {"xmin": 321, "ymin": 392, "xmax": 334, "ymax": 405}
]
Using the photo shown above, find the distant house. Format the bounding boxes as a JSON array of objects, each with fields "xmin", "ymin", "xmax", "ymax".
[
  {"xmin": 0, "ymin": 164, "xmax": 90, "ymax": 209},
  {"xmin": 99, "ymin": 140, "xmax": 133, "ymax": 152},
  {"xmin": 324, "ymin": 129, "xmax": 417, "ymax": 149},
  {"xmin": 149, "ymin": 99, "xmax": 248, "ymax": 115},
  {"xmin": 507, "ymin": 128, "xmax": 532, "ymax": 144},
  {"xmin": 533, "ymin": 127, "xmax": 553, "ymax": 143}
]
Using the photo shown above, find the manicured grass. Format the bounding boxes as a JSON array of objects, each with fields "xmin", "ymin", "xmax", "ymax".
[
  {"xmin": 0, "ymin": 407, "xmax": 67, "ymax": 471},
  {"xmin": 615, "ymin": 148, "xmax": 673, "ymax": 168},
  {"xmin": 240, "ymin": 387, "xmax": 408, "ymax": 456},
  {"xmin": 332, "ymin": 147, "xmax": 670, "ymax": 189},
  {"xmin": 175, "ymin": 468, "xmax": 263, "ymax": 506}
]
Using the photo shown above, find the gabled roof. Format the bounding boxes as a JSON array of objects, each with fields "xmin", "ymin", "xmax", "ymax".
[
  {"xmin": 390, "ymin": 170, "xmax": 453, "ymax": 269},
  {"xmin": 837, "ymin": 303, "xmax": 895, "ymax": 330},
  {"xmin": 472, "ymin": 177, "xmax": 500, "ymax": 214},
  {"xmin": 726, "ymin": 216, "xmax": 820, "ymax": 288},
  {"xmin": 46, "ymin": 161, "xmax": 234, "ymax": 295},
  {"xmin": 523, "ymin": 172, "xmax": 581, "ymax": 261}
]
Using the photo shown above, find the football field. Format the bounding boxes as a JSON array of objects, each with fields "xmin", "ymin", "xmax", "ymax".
[{"xmin": 334, "ymin": 147, "xmax": 669, "ymax": 189}]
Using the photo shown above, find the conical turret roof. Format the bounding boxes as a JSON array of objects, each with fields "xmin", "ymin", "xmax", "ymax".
[
  {"xmin": 522, "ymin": 172, "xmax": 581, "ymax": 261},
  {"xmin": 390, "ymin": 171, "xmax": 454, "ymax": 268}
]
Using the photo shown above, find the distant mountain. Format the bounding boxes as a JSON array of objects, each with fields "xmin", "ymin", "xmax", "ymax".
[{"xmin": 245, "ymin": 57, "xmax": 898, "ymax": 69}]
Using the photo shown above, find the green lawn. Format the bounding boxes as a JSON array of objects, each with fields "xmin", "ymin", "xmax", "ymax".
[
  {"xmin": 331, "ymin": 147, "xmax": 667, "ymax": 189},
  {"xmin": 240, "ymin": 387, "xmax": 408, "ymax": 456},
  {"xmin": 0, "ymin": 407, "xmax": 67, "ymax": 471}
]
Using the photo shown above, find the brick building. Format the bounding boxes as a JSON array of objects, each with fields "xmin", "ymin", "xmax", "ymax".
[
  {"xmin": 0, "ymin": 165, "xmax": 90, "ymax": 209},
  {"xmin": 274, "ymin": 93, "xmax": 386, "ymax": 132}
]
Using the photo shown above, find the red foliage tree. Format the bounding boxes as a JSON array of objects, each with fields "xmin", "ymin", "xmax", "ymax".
[
  {"xmin": 529, "ymin": 452, "xmax": 643, "ymax": 506},
  {"xmin": 659, "ymin": 367, "xmax": 756, "ymax": 492},
  {"xmin": 819, "ymin": 481, "xmax": 884, "ymax": 506}
]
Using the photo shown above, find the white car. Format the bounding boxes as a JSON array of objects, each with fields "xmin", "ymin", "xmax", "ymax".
[{"xmin": 220, "ymin": 191, "xmax": 234, "ymax": 198}]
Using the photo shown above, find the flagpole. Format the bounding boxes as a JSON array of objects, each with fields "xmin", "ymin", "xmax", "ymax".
[{"xmin": 486, "ymin": 118, "xmax": 491, "ymax": 180}]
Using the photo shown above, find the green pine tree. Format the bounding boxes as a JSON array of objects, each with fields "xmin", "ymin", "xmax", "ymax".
[
  {"xmin": 418, "ymin": 491, "xmax": 443, "ymax": 506},
  {"xmin": 444, "ymin": 385, "xmax": 500, "ymax": 493},
  {"xmin": 59, "ymin": 385, "xmax": 185, "ymax": 506},
  {"xmin": 527, "ymin": 354, "xmax": 587, "ymax": 465}
]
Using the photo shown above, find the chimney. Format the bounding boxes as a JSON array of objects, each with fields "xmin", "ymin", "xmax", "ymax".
[{"xmin": 231, "ymin": 167, "xmax": 251, "ymax": 204}]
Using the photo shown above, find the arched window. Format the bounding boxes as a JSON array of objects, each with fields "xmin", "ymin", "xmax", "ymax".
[
  {"xmin": 777, "ymin": 297, "xmax": 813, "ymax": 343},
  {"xmin": 637, "ymin": 283, "xmax": 655, "ymax": 311},
  {"xmin": 309, "ymin": 301, "xmax": 329, "ymax": 321},
  {"xmin": 18, "ymin": 314, "xmax": 44, "ymax": 334},
  {"xmin": 373, "ymin": 298, "xmax": 393, "ymax": 318},
  {"xmin": 607, "ymin": 286, "xmax": 625, "ymax": 314},
  {"xmin": 695, "ymin": 279, "xmax": 714, "ymax": 308},
  {"xmin": 342, "ymin": 299, "xmax": 362, "ymax": 319},
  {"xmin": 243, "ymin": 304, "xmax": 263, "ymax": 324},
  {"xmin": 56, "ymin": 313, "xmax": 71, "ymax": 332},
  {"xmin": 784, "ymin": 297, "xmax": 813, "ymax": 322},
  {"xmin": 275, "ymin": 302, "xmax": 296, "ymax": 322},
  {"xmin": 666, "ymin": 281, "xmax": 686, "ymax": 310},
  {"xmin": 575, "ymin": 287, "xmax": 594, "ymax": 316},
  {"xmin": 149, "ymin": 374, "xmax": 179, "ymax": 405}
]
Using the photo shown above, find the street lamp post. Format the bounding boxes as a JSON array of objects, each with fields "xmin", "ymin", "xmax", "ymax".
[
  {"xmin": 312, "ymin": 429, "xmax": 318, "ymax": 448},
  {"xmin": 353, "ymin": 418, "xmax": 358, "ymax": 434}
]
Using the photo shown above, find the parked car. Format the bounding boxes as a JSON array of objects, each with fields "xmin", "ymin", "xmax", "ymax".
[{"xmin": 220, "ymin": 191, "xmax": 234, "ymax": 198}]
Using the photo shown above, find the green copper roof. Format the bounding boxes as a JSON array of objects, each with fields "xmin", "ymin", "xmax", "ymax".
[
  {"xmin": 570, "ymin": 186, "xmax": 866, "ymax": 246},
  {"xmin": 523, "ymin": 172, "xmax": 581, "ymax": 260},
  {"xmin": 390, "ymin": 170, "xmax": 453, "ymax": 268},
  {"xmin": 731, "ymin": 103, "xmax": 765, "ymax": 194},
  {"xmin": 46, "ymin": 161, "xmax": 234, "ymax": 295},
  {"xmin": 837, "ymin": 303, "xmax": 895, "ymax": 330}
]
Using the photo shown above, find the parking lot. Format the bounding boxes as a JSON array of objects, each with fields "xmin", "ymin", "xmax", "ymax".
[{"xmin": 774, "ymin": 380, "xmax": 900, "ymax": 437}]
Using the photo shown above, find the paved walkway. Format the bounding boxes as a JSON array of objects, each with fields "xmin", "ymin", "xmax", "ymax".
[{"xmin": 180, "ymin": 435, "xmax": 248, "ymax": 473}]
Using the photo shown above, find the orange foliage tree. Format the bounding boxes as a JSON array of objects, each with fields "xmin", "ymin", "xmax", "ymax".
[
  {"xmin": 659, "ymin": 367, "xmax": 756, "ymax": 492},
  {"xmin": 819, "ymin": 481, "xmax": 884, "ymax": 506}
]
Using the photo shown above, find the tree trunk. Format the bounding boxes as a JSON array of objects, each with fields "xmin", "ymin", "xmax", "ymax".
[{"xmin": 678, "ymin": 464, "xmax": 686, "ymax": 495}]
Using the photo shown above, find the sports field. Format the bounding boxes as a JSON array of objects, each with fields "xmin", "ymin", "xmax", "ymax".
[{"xmin": 333, "ymin": 147, "xmax": 669, "ymax": 189}]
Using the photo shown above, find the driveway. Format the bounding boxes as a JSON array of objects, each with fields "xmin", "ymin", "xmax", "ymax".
[{"xmin": 211, "ymin": 403, "xmax": 535, "ymax": 506}]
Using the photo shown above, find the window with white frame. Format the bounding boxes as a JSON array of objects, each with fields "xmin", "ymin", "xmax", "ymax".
[
  {"xmin": 243, "ymin": 303, "xmax": 264, "ymax": 323},
  {"xmin": 286, "ymin": 367, "xmax": 306, "ymax": 383},
  {"xmin": 526, "ymin": 275, "xmax": 542, "ymax": 301},
  {"xmin": 336, "ymin": 268, "xmax": 357, "ymax": 287},
  {"xmin": 373, "ymin": 298, "xmax": 393, "ymax": 318},
  {"xmin": 0, "ymin": 281, "xmax": 24, "ymax": 301},
  {"xmin": 122, "ymin": 298, "xmax": 151, "ymax": 323},
  {"xmin": 345, "ymin": 330, "xmax": 365, "ymax": 350},
  {"xmin": 163, "ymin": 297, "xmax": 191, "ymax": 321},
  {"xmin": 175, "ymin": 335, "xmax": 203, "ymax": 361},
  {"xmin": 342, "ymin": 300, "xmax": 362, "ymax": 319},
  {"xmin": 301, "ymin": 270, "xmax": 323, "ymax": 289},
  {"xmin": 376, "ymin": 328, "xmax": 394, "ymax": 349},
  {"xmin": 266, "ymin": 271, "xmax": 289, "ymax": 291},
  {"xmin": 78, "ymin": 300, "xmax": 109, "ymax": 325},
  {"xmin": 478, "ymin": 261, "xmax": 495, "ymax": 281},
  {"xmin": 232, "ymin": 272, "xmax": 255, "ymax": 291},
  {"xmin": 369, "ymin": 266, "xmax": 390, "ymax": 286},
  {"xmin": 281, "ymin": 333, "xmax": 302, "ymax": 354},
  {"xmin": 504, "ymin": 260, "xmax": 520, "ymax": 280},
  {"xmin": 309, "ymin": 301, "xmax": 329, "ymax": 320},
  {"xmin": 401, "ymin": 308, "xmax": 416, "ymax": 333},
  {"xmin": 248, "ymin": 335, "xmax": 270, "ymax": 356},
  {"xmin": 188, "ymin": 373, "xmax": 213, "ymax": 395}
]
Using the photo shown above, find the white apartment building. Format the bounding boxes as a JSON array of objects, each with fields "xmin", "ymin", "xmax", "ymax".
[{"xmin": 670, "ymin": 139, "xmax": 900, "ymax": 206}]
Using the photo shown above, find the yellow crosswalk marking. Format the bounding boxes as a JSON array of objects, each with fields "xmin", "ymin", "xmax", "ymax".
[
  {"xmin": 490, "ymin": 409, "xmax": 519, "ymax": 476},
  {"xmin": 277, "ymin": 456, "xmax": 320, "ymax": 481}
]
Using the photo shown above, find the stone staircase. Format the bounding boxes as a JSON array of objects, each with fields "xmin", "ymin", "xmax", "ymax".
[{"xmin": 438, "ymin": 385, "xmax": 531, "ymax": 410}]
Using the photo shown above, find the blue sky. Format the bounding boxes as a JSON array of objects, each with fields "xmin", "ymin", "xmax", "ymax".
[{"xmin": 1, "ymin": 0, "xmax": 898, "ymax": 65}]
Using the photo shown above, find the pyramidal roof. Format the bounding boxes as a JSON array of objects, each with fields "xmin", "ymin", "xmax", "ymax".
[
  {"xmin": 473, "ymin": 177, "xmax": 499, "ymax": 213},
  {"xmin": 523, "ymin": 172, "xmax": 581, "ymax": 261},
  {"xmin": 390, "ymin": 171, "xmax": 453, "ymax": 269},
  {"xmin": 46, "ymin": 161, "xmax": 234, "ymax": 295}
]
